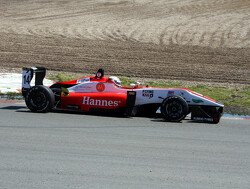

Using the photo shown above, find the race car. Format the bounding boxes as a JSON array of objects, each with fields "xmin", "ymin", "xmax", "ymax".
[{"xmin": 22, "ymin": 67, "xmax": 224, "ymax": 123}]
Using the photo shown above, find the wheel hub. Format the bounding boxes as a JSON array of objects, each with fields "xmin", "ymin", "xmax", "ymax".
[
  {"xmin": 166, "ymin": 102, "xmax": 182, "ymax": 118},
  {"xmin": 32, "ymin": 92, "xmax": 46, "ymax": 107}
]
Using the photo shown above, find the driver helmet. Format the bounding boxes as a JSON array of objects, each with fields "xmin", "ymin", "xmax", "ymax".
[{"xmin": 109, "ymin": 76, "xmax": 121, "ymax": 87}]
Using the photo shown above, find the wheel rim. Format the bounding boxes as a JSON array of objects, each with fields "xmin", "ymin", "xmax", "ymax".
[
  {"xmin": 30, "ymin": 91, "xmax": 46, "ymax": 108},
  {"xmin": 166, "ymin": 101, "xmax": 183, "ymax": 118}
]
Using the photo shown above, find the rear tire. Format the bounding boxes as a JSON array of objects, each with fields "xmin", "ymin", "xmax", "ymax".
[
  {"xmin": 25, "ymin": 85, "xmax": 55, "ymax": 113},
  {"xmin": 161, "ymin": 95, "xmax": 189, "ymax": 122}
]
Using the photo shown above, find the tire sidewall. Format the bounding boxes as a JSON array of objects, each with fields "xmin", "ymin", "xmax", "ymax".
[
  {"xmin": 161, "ymin": 95, "xmax": 188, "ymax": 122},
  {"xmin": 25, "ymin": 85, "xmax": 55, "ymax": 113}
]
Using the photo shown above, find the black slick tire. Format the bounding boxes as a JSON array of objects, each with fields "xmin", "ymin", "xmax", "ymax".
[
  {"xmin": 161, "ymin": 95, "xmax": 189, "ymax": 122},
  {"xmin": 25, "ymin": 85, "xmax": 55, "ymax": 113}
]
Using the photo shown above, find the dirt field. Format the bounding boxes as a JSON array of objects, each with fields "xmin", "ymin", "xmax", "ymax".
[{"xmin": 0, "ymin": 0, "xmax": 249, "ymax": 85}]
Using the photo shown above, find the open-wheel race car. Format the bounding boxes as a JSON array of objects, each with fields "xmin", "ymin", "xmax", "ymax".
[{"xmin": 22, "ymin": 67, "xmax": 224, "ymax": 123}]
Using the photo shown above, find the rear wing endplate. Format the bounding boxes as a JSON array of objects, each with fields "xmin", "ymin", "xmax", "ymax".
[{"xmin": 22, "ymin": 67, "xmax": 46, "ymax": 97}]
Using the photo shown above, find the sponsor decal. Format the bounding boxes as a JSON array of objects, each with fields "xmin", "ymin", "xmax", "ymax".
[
  {"xmin": 168, "ymin": 91, "xmax": 174, "ymax": 96},
  {"xmin": 77, "ymin": 85, "xmax": 92, "ymax": 90},
  {"xmin": 83, "ymin": 96, "xmax": 119, "ymax": 107},
  {"xmin": 22, "ymin": 70, "xmax": 32, "ymax": 89},
  {"xmin": 96, "ymin": 72, "xmax": 102, "ymax": 78},
  {"xmin": 193, "ymin": 117, "xmax": 213, "ymax": 122},
  {"xmin": 67, "ymin": 104, "xmax": 80, "ymax": 109},
  {"xmin": 192, "ymin": 99, "xmax": 204, "ymax": 103},
  {"xmin": 128, "ymin": 91, "xmax": 136, "ymax": 96},
  {"xmin": 96, "ymin": 83, "xmax": 105, "ymax": 92},
  {"xmin": 142, "ymin": 90, "xmax": 154, "ymax": 99},
  {"xmin": 77, "ymin": 78, "xmax": 90, "ymax": 84}
]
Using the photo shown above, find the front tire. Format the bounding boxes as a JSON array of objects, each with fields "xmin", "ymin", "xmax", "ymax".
[
  {"xmin": 161, "ymin": 95, "xmax": 189, "ymax": 122},
  {"xmin": 25, "ymin": 85, "xmax": 55, "ymax": 113}
]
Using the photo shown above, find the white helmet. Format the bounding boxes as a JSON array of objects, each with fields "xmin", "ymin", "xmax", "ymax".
[{"xmin": 109, "ymin": 76, "xmax": 121, "ymax": 87}]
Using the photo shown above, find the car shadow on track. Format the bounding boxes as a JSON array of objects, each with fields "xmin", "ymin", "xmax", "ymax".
[
  {"xmin": 50, "ymin": 109, "xmax": 129, "ymax": 119},
  {"xmin": 16, "ymin": 108, "xmax": 132, "ymax": 120},
  {"xmin": 0, "ymin": 105, "xmax": 27, "ymax": 110},
  {"xmin": 1, "ymin": 105, "xmax": 217, "ymax": 124},
  {"xmin": 150, "ymin": 117, "xmax": 216, "ymax": 125}
]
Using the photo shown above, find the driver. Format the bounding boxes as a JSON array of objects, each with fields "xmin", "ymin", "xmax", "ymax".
[{"xmin": 108, "ymin": 76, "xmax": 121, "ymax": 87}]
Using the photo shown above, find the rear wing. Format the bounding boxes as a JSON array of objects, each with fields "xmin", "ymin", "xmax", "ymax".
[{"xmin": 22, "ymin": 67, "xmax": 46, "ymax": 97}]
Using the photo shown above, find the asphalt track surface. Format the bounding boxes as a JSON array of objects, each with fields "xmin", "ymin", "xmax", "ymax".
[{"xmin": 0, "ymin": 102, "xmax": 249, "ymax": 188}]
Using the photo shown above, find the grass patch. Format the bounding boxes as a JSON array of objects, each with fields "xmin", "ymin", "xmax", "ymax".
[
  {"xmin": 144, "ymin": 80, "xmax": 183, "ymax": 88},
  {"xmin": 0, "ymin": 92, "xmax": 23, "ymax": 100},
  {"xmin": 49, "ymin": 72, "xmax": 79, "ymax": 82},
  {"xmin": 119, "ymin": 76, "xmax": 137, "ymax": 87},
  {"xmin": 188, "ymin": 87, "xmax": 250, "ymax": 108},
  {"xmin": 48, "ymin": 73, "xmax": 250, "ymax": 111}
]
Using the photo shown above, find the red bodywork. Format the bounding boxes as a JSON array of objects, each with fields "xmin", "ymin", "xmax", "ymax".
[
  {"xmin": 58, "ymin": 76, "xmax": 129, "ymax": 111},
  {"xmin": 60, "ymin": 92, "xmax": 127, "ymax": 111}
]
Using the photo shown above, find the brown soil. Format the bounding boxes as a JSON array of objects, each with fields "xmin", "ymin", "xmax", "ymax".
[{"xmin": 0, "ymin": 0, "xmax": 249, "ymax": 86}]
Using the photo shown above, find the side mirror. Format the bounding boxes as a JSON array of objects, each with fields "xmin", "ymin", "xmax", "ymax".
[
  {"xmin": 130, "ymin": 83, "xmax": 136, "ymax": 87},
  {"xmin": 130, "ymin": 82, "xmax": 140, "ymax": 88}
]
